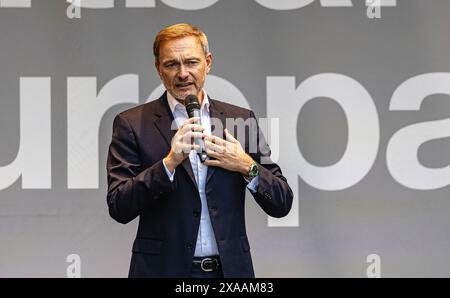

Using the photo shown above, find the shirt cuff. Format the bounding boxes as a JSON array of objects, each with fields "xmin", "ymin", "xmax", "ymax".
[
  {"xmin": 162, "ymin": 159, "xmax": 176, "ymax": 182},
  {"xmin": 246, "ymin": 175, "xmax": 259, "ymax": 193}
]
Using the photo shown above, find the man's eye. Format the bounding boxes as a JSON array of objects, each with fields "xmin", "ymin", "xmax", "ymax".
[
  {"xmin": 165, "ymin": 63, "xmax": 177, "ymax": 69},
  {"xmin": 187, "ymin": 61, "xmax": 199, "ymax": 66}
]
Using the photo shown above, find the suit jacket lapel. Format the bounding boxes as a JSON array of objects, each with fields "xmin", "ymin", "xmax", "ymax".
[
  {"xmin": 206, "ymin": 98, "xmax": 227, "ymax": 185},
  {"xmin": 153, "ymin": 92, "xmax": 198, "ymax": 189}
]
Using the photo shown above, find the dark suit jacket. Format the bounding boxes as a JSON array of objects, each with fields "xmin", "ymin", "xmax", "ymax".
[{"xmin": 106, "ymin": 92, "xmax": 293, "ymax": 278}]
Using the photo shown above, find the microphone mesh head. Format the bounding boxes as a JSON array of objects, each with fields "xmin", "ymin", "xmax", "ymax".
[
  {"xmin": 185, "ymin": 94, "xmax": 200, "ymax": 113},
  {"xmin": 185, "ymin": 94, "xmax": 199, "ymax": 105}
]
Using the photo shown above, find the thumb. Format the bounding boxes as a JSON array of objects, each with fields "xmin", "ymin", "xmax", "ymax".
[{"xmin": 224, "ymin": 128, "xmax": 237, "ymax": 143}]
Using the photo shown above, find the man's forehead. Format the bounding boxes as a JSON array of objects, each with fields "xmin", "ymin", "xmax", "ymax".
[{"xmin": 160, "ymin": 37, "xmax": 204, "ymax": 56}]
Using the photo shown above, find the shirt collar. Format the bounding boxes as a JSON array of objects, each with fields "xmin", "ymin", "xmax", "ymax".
[{"xmin": 166, "ymin": 89, "xmax": 210, "ymax": 115}]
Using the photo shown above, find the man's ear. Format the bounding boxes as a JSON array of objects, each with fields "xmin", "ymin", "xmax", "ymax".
[{"xmin": 205, "ymin": 52, "xmax": 212, "ymax": 74}]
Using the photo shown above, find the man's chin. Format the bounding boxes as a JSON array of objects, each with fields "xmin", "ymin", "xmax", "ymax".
[{"xmin": 172, "ymin": 89, "xmax": 199, "ymax": 101}]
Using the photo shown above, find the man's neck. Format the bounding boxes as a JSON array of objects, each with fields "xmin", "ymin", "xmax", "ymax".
[{"xmin": 197, "ymin": 90, "xmax": 204, "ymax": 105}]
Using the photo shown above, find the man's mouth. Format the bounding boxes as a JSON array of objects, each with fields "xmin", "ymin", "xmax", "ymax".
[{"xmin": 175, "ymin": 82, "xmax": 194, "ymax": 88}]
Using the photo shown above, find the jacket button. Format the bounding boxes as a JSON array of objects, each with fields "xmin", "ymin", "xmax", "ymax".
[
  {"xmin": 186, "ymin": 242, "xmax": 193, "ymax": 249},
  {"xmin": 193, "ymin": 210, "xmax": 200, "ymax": 218},
  {"xmin": 263, "ymin": 191, "xmax": 272, "ymax": 200}
]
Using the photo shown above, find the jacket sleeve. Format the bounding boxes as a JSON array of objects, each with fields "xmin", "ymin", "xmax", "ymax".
[
  {"xmin": 247, "ymin": 110, "xmax": 294, "ymax": 218},
  {"xmin": 106, "ymin": 113, "xmax": 176, "ymax": 224}
]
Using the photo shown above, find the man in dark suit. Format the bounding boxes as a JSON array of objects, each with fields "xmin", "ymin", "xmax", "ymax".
[{"xmin": 106, "ymin": 23, "xmax": 293, "ymax": 278}]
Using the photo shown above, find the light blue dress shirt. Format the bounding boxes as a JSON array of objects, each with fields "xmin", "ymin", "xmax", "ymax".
[{"xmin": 163, "ymin": 90, "xmax": 259, "ymax": 257}]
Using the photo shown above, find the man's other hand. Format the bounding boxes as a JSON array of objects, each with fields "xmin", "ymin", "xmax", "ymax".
[{"xmin": 203, "ymin": 128, "xmax": 254, "ymax": 175}]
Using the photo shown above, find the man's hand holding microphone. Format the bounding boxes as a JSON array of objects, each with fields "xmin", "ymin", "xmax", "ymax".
[
  {"xmin": 163, "ymin": 95, "xmax": 206, "ymax": 173},
  {"xmin": 163, "ymin": 94, "xmax": 255, "ymax": 176}
]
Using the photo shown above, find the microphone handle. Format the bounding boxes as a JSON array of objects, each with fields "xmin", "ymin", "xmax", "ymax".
[{"xmin": 188, "ymin": 109, "xmax": 207, "ymax": 162}]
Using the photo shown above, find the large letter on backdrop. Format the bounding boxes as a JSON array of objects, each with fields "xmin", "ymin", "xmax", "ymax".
[
  {"xmin": 67, "ymin": 74, "xmax": 139, "ymax": 189},
  {"xmin": 267, "ymin": 74, "xmax": 380, "ymax": 227},
  {"xmin": 0, "ymin": 78, "xmax": 51, "ymax": 190},
  {"xmin": 387, "ymin": 73, "xmax": 450, "ymax": 190}
]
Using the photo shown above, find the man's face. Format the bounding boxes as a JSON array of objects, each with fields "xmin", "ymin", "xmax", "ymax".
[{"xmin": 156, "ymin": 36, "xmax": 212, "ymax": 103}]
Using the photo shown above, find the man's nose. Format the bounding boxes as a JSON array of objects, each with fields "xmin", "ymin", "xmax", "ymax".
[{"xmin": 177, "ymin": 64, "xmax": 189, "ymax": 80}]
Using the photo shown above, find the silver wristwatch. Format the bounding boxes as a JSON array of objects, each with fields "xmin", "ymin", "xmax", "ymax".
[{"xmin": 247, "ymin": 162, "xmax": 259, "ymax": 179}]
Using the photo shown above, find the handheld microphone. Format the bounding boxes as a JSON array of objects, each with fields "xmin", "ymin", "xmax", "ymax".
[{"xmin": 185, "ymin": 94, "xmax": 208, "ymax": 162}]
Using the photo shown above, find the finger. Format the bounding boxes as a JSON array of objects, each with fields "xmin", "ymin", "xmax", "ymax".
[
  {"xmin": 204, "ymin": 134, "xmax": 226, "ymax": 146},
  {"xmin": 205, "ymin": 140, "xmax": 224, "ymax": 153},
  {"xmin": 190, "ymin": 144, "xmax": 200, "ymax": 151},
  {"xmin": 179, "ymin": 117, "xmax": 201, "ymax": 132},
  {"xmin": 178, "ymin": 143, "xmax": 200, "ymax": 154},
  {"xmin": 181, "ymin": 117, "xmax": 200, "ymax": 127},
  {"xmin": 180, "ymin": 123, "xmax": 204, "ymax": 134},
  {"xmin": 203, "ymin": 134, "xmax": 215, "ymax": 142},
  {"xmin": 205, "ymin": 148, "xmax": 221, "ymax": 159},
  {"xmin": 203, "ymin": 159, "xmax": 222, "ymax": 168},
  {"xmin": 224, "ymin": 128, "xmax": 237, "ymax": 143},
  {"xmin": 176, "ymin": 143, "xmax": 193, "ymax": 154},
  {"xmin": 174, "ymin": 143, "xmax": 193, "ymax": 155},
  {"xmin": 181, "ymin": 131, "xmax": 205, "ymax": 144}
]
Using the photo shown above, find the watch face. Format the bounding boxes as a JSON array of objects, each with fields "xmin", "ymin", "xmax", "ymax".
[{"xmin": 249, "ymin": 163, "xmax": 258, "ymax": 177}]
